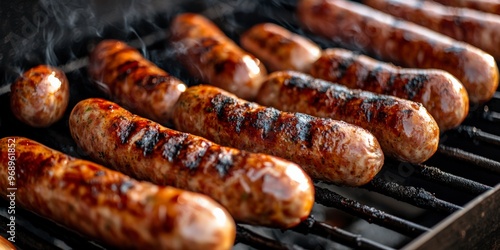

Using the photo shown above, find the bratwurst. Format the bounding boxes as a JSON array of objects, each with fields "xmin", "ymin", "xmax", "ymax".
[
  {"xmin": 69, "ymin": 98, "xmax": 314, "ymax": 228},
  {"xmin": 170, "ymin": 13, "xmax": 267, "ymax": 100},
  {"xmin": 256, "ymin": 71, "xmax": 440, "ymax": 164},
  {"xmin": 0, "ymin": 137, "xmax": 236, "ymax": 250},
  {"xmin": 88, "ymin": 39, "xmax": 187, "ymax": 125},
  {"xmin": 297, "ymin": 0, "xmax": 499, "ymax": 103},
  {"xmin": 310, "ymin": 48, "xmax": 469, "ymax": 131},
  {"xmin": 172, "ymin": 85, "xmax": 384, "ymax": 186}
]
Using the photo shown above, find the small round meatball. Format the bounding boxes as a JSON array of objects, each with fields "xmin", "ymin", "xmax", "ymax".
[{"xmin": 10, "ymin": 65, "xmax": 70, "ymax": 127}]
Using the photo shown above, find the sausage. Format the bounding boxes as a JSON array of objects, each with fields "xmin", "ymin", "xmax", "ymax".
[
  {"xmin": 88, "ymin": 39, "xmax": 187, "ymax": 125},
  {"xmin": 256, "ymin": 71, "xmax": 440, "ymax": 164},
  {"xmin": 0, "ymin": 137, "xmax": 235, "ymax": 250},
  {"xmin": 363, "ymin": 0, "xmax": 500, "ymax": 61},
  {"xmin": 297, "ymin": 0, "xmax": 499, "ymax": 104},
  {"xmin": 310, "ymin": 48, "xmax": 469, "ymax": 131},
  {"xmin": 172, "ymin": 85, "xmax": 384, "ymax": 186},
  {"xmin": 0, "ymin": 236, "xmax": 15, "ymax": 250},
  {"xmin": 69, "ymin": 98, "xmax": 314, "ymax": 228},
  {"xmin": 240, "ymin": 23, "xmax": 322, "ymax": 72},
  {"xmin": 170, "ymin": 13, "xmax": 267, "ymax": 100},
  {"xmin": 431, "ymin": 0, "xmax": 500, "ymax": 15},
  {"xmin": 10, "ymin": 65, "xmax": 69, "ymax": 127}
]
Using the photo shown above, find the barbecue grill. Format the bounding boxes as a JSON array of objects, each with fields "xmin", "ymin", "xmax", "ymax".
[{"xmin": 0, "ymin": 0, "xmax": 499, "ymax": 249}]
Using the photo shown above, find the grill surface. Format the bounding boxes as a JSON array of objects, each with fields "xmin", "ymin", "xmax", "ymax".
[{"xmin": 0, "ymin": 0, "xmax": 499, "ymax": 249}]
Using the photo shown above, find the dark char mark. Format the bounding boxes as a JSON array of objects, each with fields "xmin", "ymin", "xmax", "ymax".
[
  {"xmin": 162, "ymin": 133, "xmax": 189, "ymax": 162},
  {"xmin": 405, "ymin": 74, "xmax": 426, "ymax": 99},
  {"xmin": 211, "ymin": 94, "xmax": 236, "ymax": 119},
  {"xmin": 335, "ymin": 55, "xmax": 355, "ymax": 79},
  {"xmin": 135, "ymin": 126, "xmax": 160, "ymax": 156},
  {"xmin": 215, "ymin": 151, "xmax": 234, "ymax": 177},
  {"xmin": 294, "ymin": 113, "xmax": 313, "ymax": 143},
  {"xmin": 254, "ymin": 108, "xmax": 280, "ymax": 138},
  {"xmin": 181, "ymin": 140, "xmax": 210, "ymax": 170},
  {"xmin": 118, "ymin": 118, "xmax": 136, "ymax": 144}
]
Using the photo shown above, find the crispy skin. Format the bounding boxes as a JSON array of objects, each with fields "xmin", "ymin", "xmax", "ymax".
[
  {"xmin": 257, "ymin": 71, "xmax": 440, "ymax": 164},
  {"xmin": 0, "ymin": 137, "xmax": 235, "ymax": 250},
  {"xmin": 172, "ymin": 85, "xmax": 384, "ymax": 186},
  {"xmin": 10, "ymin": 65, "xmax": 69, "ymax": 127},
  {"xmin": 69, "ymin": 98, "xmax": 314, "ymax": 228},
  {"xmin": 297, "ymin": 0, "xmax": 499, "ymax": 103},
  {"xmin": 240, "ymin": 23, "xmax": 321, "ymax": 72},
  {"xmin": 311, "ymin": 48, "xmax": 469, "ymax": 131},
  {"xmin": 88, "ymin": 39, "xmax": 186, "ymax": 125},
  {"xmin": 363, "ymin": 0, "xmax": 500, "ymax": 60},
  {"xmin": 431, "ymin": 0, "xmax": 500, "ymax": 15},
  {"xmin": 170, "ymin": 13, "xmax": 267, "ymax": 100}
]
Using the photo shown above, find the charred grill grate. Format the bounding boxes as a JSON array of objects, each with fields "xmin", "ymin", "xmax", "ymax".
[{"xmin": 0, "ymin": 0, "xmax": 499, "ymax": 249}]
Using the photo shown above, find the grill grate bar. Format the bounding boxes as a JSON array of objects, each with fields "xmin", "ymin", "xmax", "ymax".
[
  {"xmin": 454, "ymin": 125, "xmax": 500, "ymax": 146},
  {"xmin": 364, "ymin": 177, "xmax": 462, "ymax": 214},
  {"xmin": 383, "ymin": 162, "xmax": 493, "ymax": 195},
  {"xmin": 235, "ymin": 225, "xmax": 297, "ymax": 250},
  {"xmin": 437, "ymin": 145, "xmax": 500, "ymax": 174},
  {"xmin": 481, "ymin": 108, "xmax": 500, "ymax": 123},
  {"xmin": 293, "ymin": 216, "xmax": 395, "ymax": 250},
  {"xmin": 314, "ymin": 186, "xmax": 430, "ymax": 237},
  {"xmin": 0, "ymin": 214, "xmax": 61, "ymax": 250}
]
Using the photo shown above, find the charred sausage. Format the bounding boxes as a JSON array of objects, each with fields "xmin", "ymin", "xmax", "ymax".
[
  {"xmin": 240, "ymin": 23, "xmax": 322, "ymax": 72},
  {"xmin": 69, "ymin": 98, "xmax": 314, "ymax": 228},
  {"xmin": 10, "ymin": 65, "xmax": 69, "ymax": 127},
  {"xmin": 0, "ymin": 137, "xmax": 235, "ymax": 250},
  {"xmin": 172, "ymin": 85, "xmax": 384, "ymax": 186},
  {"xmin": 363, "ymin": 0, "xmax": 500, "ymax": 61},
  {"xmin": 297, "ymin": 0, "xmax": 499, "ymax": 103},
  {"xmin": 170, "ymin": 13, "xmax": 267, "ymax": 100},
  {"xmin": 256, "ymin": 71, "xmax": 440, "ymax": 164},
  {"xmin": 88, "ymin": 39, "xmax": 187, "ymax": 125},
  {"xmin": 431, "ymin": 0, "xmax": 500, "ymax": 15},
  {"xmin": 310, "ymin": 48, "xmax": 469, "ymax": 131}
]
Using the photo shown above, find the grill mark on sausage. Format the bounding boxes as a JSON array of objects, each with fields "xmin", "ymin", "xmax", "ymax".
[
  {"xmin": 405, "ymin": 74, "xmax": 427, "ymax": 99},
  {"xmin": 117, "ymin": 60, "xmax": 140, "ymax": 81},
  {"xmin": 211, "ymin": 94, "xmax": 237, "ymax": 119},
  {"xmin": 179, "ymin": 140, "xmax": 210, "ymax": 171},
  {"xmin": 116, "ymin": 117, "xmax": 136, "ymax": 144},
  {"xmin": 135, "ymin": 126, "xmax": 160, "ymax": 156},
  {"xmin": 255, "ymin": 107, "xmax": 280, "ymax": 138},
  {"xmin": 335, "ymin": 56, "xmax": 355, "ymax": 79},
  {"xmin": 162, "ymin": 133, "xmax": 189, "ymax": 162},
  {"xmin": 215, "ymin": 150, "xmax": 234, "ymax": 177},
  {"xmin": 294, "ymin": 113, "xmax": 314, "ymax": 144}
]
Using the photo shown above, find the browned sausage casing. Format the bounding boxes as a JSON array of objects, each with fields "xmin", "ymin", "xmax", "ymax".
[
  {"xmin": 88, "ymin": 39, "xmax": 186, "ymax": 125},
  {"xmin": 297, "ymin": 0, "xmax": 499, "ymax": 103},
  {"xmin": 363, "ymin": 0, "xmax": 500, "ymax": 61},
  {"xmin": 170, "ymin": 13, "xmax": 267, "ymax": 100},
  {"xmin": 311, "ymin": 48, "xmax": 469, "ymax": 131},
  {"xmin": 10, "ymin": 65, "xmax": 69, "ymax": 127},
  {"xmin": 431, "ymin": 0, "xmax": 500, "ymax": 15},
  {"xmin": 0, "ymin": 137, "xmax": 236, "ymax": 250},
  {"xmin": 69, "ymin": 98, "xmax": 314, "ymax": 228},
  {"xmin": 257, "ymin": 71, "xmax": 440, "ymax": 164},
  {"xmin": 240, "ymin": 23, "xmax": 322, "ymax": 72},
  {"xmin": 172, "ymin": 85, "xmax": 384, "ymax": 186}
]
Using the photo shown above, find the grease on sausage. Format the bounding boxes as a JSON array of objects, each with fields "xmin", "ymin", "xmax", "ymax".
[
  {"xmin": 69, "ymin": 98, "xmax": 314, "ymax": 228},
  {"xmin": 0, "ymin": 137, "xmax": 235, "ymax": 250},
  {"xmin": 256, "ymin": 71, "xmax": 440, "ymax": 164},
  {"xmin": 310, "ymin": 48, "xmax": 469, "ymax": 131}
]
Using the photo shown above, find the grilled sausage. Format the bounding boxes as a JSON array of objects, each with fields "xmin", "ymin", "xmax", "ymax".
[
  {"xmin": 297, "ymin": 0, "xmax": 499, "ymax": 104},
  {"xmin": 172, "ymin": 85, "xmax": 384, "ymax": 186},
  {"xmin": 311, "ymin": 48, "xmax": 469, "ymax": 131},
  {"xmin": 170, "ymin": 13, "xmax": 267, "ymax": 100},
  {"xmin": 431, "ymin": 0, "xmax": 500, "ymax": 15},
  {"xmin": 257, "ymin": 71, "xmax": 440, "ymax": 164},
  {"xmin": 363, "ymin": 0, "xmax": 500, "ymax": 61},
  {"xmin": 0, "ymin": 236, "xmax": 15, "ymax": 250},
  {"xmin": 240, "ymin": 23, "xmax": 322, "ymax": 72},
  {"xmin": 88, "ymin": 39, "xmax": 187, "ymax": 125},
  {"xmin": 10, "ymin": 65, "xmax": 69, "ymax": 127},
  {"xmin": 69, "ymin": 98, "xmax": 314, "ymax": 228},
  {"xmin": 0, "ymin": 137, "xmax": 235, "ymax": 250}
]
